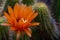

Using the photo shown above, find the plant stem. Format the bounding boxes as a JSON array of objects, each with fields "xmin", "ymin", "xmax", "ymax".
[{"xmin": 16, "ymin": 31, "xmax": 20, "ymax": 40}]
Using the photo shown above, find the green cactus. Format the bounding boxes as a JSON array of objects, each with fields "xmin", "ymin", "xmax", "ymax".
[
  {"xmin": 0, "ymin": 26, "xmax": 8, "ymax": 40},
  {"xmin": 55, "ymin": 0, "xmax": 60, "ymax": 22},
  {"xmin": 22, "ymin": 0, "xmax": 34, "ymax": 6},
  {"xmin": 0, "ymin": 17, "xmax": 8, "ymax": 40},
  {"xmin": 32, "ymin": 2, "xmax": 60, "ymax": 40},
  {"xmin": 4, "ymin": 0, "xmax": 18, "ymax": 12}
]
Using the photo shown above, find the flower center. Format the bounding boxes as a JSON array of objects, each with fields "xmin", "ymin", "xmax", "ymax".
[
  {"xmin": 17, "ymin": 18, "xmax": 27, "ymax": 23},
  {"xmin": 21, "ymin": 18, "xmax": 27, "ymax": 23}
]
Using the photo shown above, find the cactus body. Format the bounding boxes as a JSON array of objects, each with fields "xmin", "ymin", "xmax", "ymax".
[{"xmin": 32, "ymin": 2, "xmax": 60, "ymax": 40}]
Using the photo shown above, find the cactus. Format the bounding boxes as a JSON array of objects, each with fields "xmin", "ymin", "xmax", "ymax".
[
  {"xmin": 32, "ymin": 2, "xmax": 60, "ymax": 40},
  {"xmin": 55, "ymin": 0, "xmax": 60, "ymax": 22},
  {"xmin": 4, "ymin": 0, "xmax": 18, "ymax": 12},
  {"xmin": 22, "ymin": 0, "xmax": 34, "ymax": 6},
  {"xmin": 0, "ymin": 17, "xmax": 8, "ymax": 40}
]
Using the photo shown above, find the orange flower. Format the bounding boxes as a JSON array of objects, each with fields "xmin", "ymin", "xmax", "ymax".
[{"xmin": 3, "ymin": 3, "xmax": 39, "ymax": 39}]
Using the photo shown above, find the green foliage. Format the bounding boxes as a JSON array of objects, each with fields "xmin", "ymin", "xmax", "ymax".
[
  {"xmin": 32, "ymin": 2, "xmax": 59, "ymax": 40},
  {"xmin": 22, "ymin": 0, "xmax": 34, "ymax": 6}
]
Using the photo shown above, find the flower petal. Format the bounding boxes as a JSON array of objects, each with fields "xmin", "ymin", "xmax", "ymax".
[
  {"xmin": 22, "ymin": 6, "xmax": 28, "ymax": 19},
  {"xmin": 23, "ymin": 6, "xmax": 33, "ymax": 19},
  {"xmin": 24, "ymin": 28, "xmax": 32, "ymax": 37},
  {"xmin": 26, "ymin": 12, "xmax": 33, "ymax": 21},
  {"xmin": 4, "ymin": 12, "xmax": 13, "ymax": 25},
  {"xmin": 10, "ymin": 27, "xmax": 16, "ymax": 31},
  {"xmin": 8, "ymin": 6, "xmax": 15, "ymax": 18},
  {"xmin": 30, "ymin": 22, "xmax": 40, "ymax": 26},
  {"xmin": 28, "ymin": 12, "xmax": 38, "ymax": 22},
  {"xmin": 19, "ymin": 4, "xmax": 26, "ymax": 18},
  {"xmin": 0, "ymin": 23, "xmax": 10, "ymax": 26},
  {"xmin": 14, "ymin": 3, "xmax": 20, "ymax": 19}
]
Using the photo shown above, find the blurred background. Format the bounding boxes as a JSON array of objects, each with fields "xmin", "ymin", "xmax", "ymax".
[{"xmin": 0, "ymin": 0, "xmax": 60, "ymax": 40}]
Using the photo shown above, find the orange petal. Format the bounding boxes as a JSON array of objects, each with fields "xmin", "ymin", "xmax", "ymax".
[
  {"xmin": 4, "ymin": 12, "xmax": 13, "ymax": 25},
  {"xmin": 26, "ymin": 12, "xmax": 33, "ymax": 21},
  {"xmin": 14, "ymin": 3, "xmax": 20, "ymax": 19},
  {"xmin": 9, "ymin": 13, "xmax": 17, "ymax": 27},
  {"xmin": 0, "ymin": 23, "xmax": 10, "ymax": 26},
  {"xmin": 23, "ymin": 6, "xmax": 33, "ymax": 19},
  {"xmin": 19, "ymin": 4, "xmax": 26, "ymax": 18},
  {"xmin": 24, "ymin": 28, "xmax": 32, "ymax": 37},
  {"xmin": 22, "ymin": 6, "xmax": 28, "ymax": 19},
  {"xmin": 28, "ymin": 6, "xmax": 33, "ymax": 13},
  {"xmin": 30, "ymin": 22, "xmax": 40, "ymax": 26},
  {"xmin": 28, "ymin": 12, "xmax": 38, "ymax": 22},
  {"xmin": 8, "ymin": 6, "xmax": 15, "ymax": 18},
  {"xmin": 10, "ymin": 27, "xmax": 16, "ymax": 31},
  {"xmin": 16, "ymin": 31, "xmax": 20, "ymax": 40},
  {"xmin": 26, "ymin": 6, "xmax": 33, "ymax": 12}
]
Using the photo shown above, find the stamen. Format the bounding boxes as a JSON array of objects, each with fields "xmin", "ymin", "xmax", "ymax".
[{"xmin": 21, "ymin": 18, "xmax": 27, "ymax": 23}]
